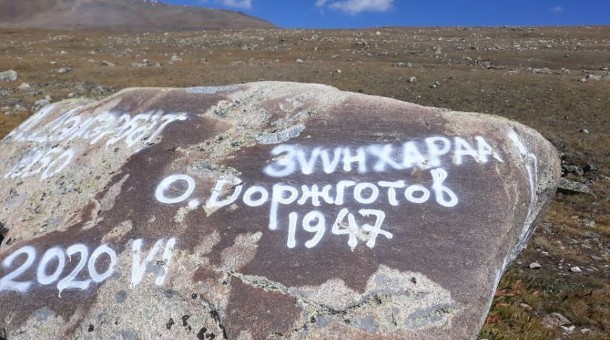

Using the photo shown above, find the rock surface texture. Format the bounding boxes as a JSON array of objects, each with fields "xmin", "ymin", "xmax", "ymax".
[{"xmin": 0, "ymin": 82, "xmax": 560, "ymax": 339}]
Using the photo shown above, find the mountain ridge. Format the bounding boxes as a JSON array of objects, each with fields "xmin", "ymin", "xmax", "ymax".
[{"xmin": 0, "ymin": 0, "xmax": 276, "ymax": 31}]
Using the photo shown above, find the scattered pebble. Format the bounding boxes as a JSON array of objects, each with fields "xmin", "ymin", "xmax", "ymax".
[
  {"xmin": 557, "ymin": 178, "xmax": 592, "ymax": 195},
  {"xmin": 570, "ymin": 266, "xmax": 582, "ymax": 273},
  {"xmin": 542, "ymin": 312, "xmax": 571, "ymax": 328},
  {"xmin": 529, "ymin": 262, "xmax": 542, "ymax": 269},
  {"xmin": 585, "ymin": 74, "xmax": 601, "ymax": 81},
  {"xmin": 296, "ymin": 58, "xmax": 304, "ymax": 64},
  {"xmin": 0, "ymin": 70, "xmax": 18, "ymax": 81},
  {"xmin": 17, "ymin": 83, "xmax": 31, "ymax": 91},
  {"xmin": 57, "ymin": 67, "xmax": 72, "ymax": 74},
  {"xmin": 519, "ymin": 303, "xmax": 533, "ymax": 311},
  {"xmin": 32, "ymin": 99, "xmax": 50, "ymax": 113}
]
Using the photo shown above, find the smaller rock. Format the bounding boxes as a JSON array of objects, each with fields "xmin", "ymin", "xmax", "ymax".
[
  {"xmin": 529, "ymin": 262, "xmax": 542, "ymax": 269},
  {"xmin": 131, "ymin": 59, "xmax": 153, "ymax": 67},
  {"xmin": 296, "ymin": 58, "xmax": 304, "ymax": 64},
  {"xmin": 562, "ymin": 165, "xmax": 583, "ymax": 176},
  {"xmin": 570, "ymin": 266, "xmax": 582, "ymax": 273},
  {"xmin": 101, "ymin": 60, "xmax": 115, "ymax": 67},
  {"xmin": 557, "ymin": 178, "xmax": 592, "ymax": 195},
  {"xmin": 430, "ymin": 81, "xmax": 441, "ymax": 89},
  {"xmin": 57, "ymin": 67, "xmax": 72, "ymax": 74},
  {"xmin": 542, "ymin": 312, "xmax": 571, "ymax": 328},
  {"xmin": 334, "ymin": 69, "xmax": 342, "ymax": 74},
  {"xmin": 561, "ymin": 325, "xmax": 575, "ymax": 334},
  {"xmin": 580, "ymin": 128, "xmax": 589, "ymax": 134},
  {"xmin": 17, "ymin": 83, "xmax": 30, "ymax": 91},
  {"xmin": 395, "ymin": 62, "xmax": 412, "ymax": 68},
  {"xmin": 170, "ymin": 55, "xmax": 182, "ymax": 62},
  {"xmin": 519, "ymin": 303, "xmax": 533, "ymax": 311},
  {"xmin": 585, "ymin": 74, "xmax": 602, "ymax": 81},
  {"xmin": 580, "ymin": 328, "xmax": 591, "ymax": 334},
  {"xmin": 533, "ymin": 67, "xmax": 552, "ymax": 74},
  {"xmin": 408, "ymin": 76, "xmax": 417, "ymax": 84},
  {"xmin": 32, "ymin": 99, "xmax": 51, "ymax": 113},
  {"xmin": 578, "ymin": 78, "xmax": 587, "ymax": 83},
  {"xmin": 0, "ymin": 70, "xmax": 18, "ymax": 81}
]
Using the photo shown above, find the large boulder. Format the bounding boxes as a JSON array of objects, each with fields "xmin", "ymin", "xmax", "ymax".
[{"xmin": 0, "ymin": 82, "xmax": 560, "ymax": 339}]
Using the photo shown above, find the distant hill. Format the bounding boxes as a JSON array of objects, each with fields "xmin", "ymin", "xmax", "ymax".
[{"xmin": 0, "ymin": 0, "xmax": 275, "ymax": 31}]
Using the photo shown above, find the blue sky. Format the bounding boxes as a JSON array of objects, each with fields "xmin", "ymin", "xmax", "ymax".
[{"xmin": 164, "ymin": 1, "xmax": 610, "ymax": 28}]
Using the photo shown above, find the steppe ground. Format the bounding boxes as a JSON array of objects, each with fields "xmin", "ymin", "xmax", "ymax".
[{"xmin": 0, "ymin": 26, "xmax": 608, "ymax": 339}]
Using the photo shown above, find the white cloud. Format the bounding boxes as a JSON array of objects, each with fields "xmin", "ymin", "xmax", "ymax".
[
  {"xmin": 551, "ymin": 5, "xmax": 564, "ymax": 13},
  {"xmin": 319, "ymin": 0, "xmax": 394, "ymax": 15},
  {"xmin": 219, "ymin": 0, "xmax": 253, "ymax": 9}
]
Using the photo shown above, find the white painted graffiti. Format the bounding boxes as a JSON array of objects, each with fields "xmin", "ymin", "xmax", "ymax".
[
  {"xmin": 263, "ymin": 136, "xmax": 503, "ymax": 177},
  {"xmin": 206, "ymin": 168, "xmax": 458, "ymax": 228},
  {"xmin": 154, "ymin": 135, "xmax": 506, "ymax": 251},
  {"xmin": 0, "ymin": 237, "xmax": 176, "ymax": 296},
  {"xmin": 4, "ymin": 104, "xmax": 187, "ymax": 181}
]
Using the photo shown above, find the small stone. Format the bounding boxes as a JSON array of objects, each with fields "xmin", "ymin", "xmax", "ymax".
[
  {"xmin": 519, "ymin": 303, "xmax": 533, "ymax": 311},
  {"xmin": 561, "ymin": 325, "xmax": 575, "ymax": 334},
  {"xmin": 578, "ymin": 78, "xmax": 587, "ymax": 83},
  {"xmin": 101, "ymin": 60, "xmax": 115, "ymax": 67},
  {"xmin": 32, "ymin": 99, "xmax": 51, "ymax": 113},
  {"xmin": 570, "ymin": 266, "xmax": 582, "ymax": 273},
  {"xmin": 557, "ymin": 178, "xmax": 592, "ymax": 195},
  {"xmin": 57, "ymin": 67, "xmax": 72, "ymax": 74},
  {"xmin": 430, "ymin": 81, "xmax": 441, "ymax": 88},
  {"xmin": 17, "ymin": 83, "xmax": 30, "ymax": 91},
  {"xmin": 170, "ymin": 55, "xmax": 182, "ymax": 62},
  {"xmin": 131, "ymin": 59, "xmax": 153, "ymax": 67},
  {"xmin": 580, "ymin": 328, "xmax": 591, "ymax": 334},
  {"xmin": 334, "ymin": 69, "xmax": 342, "ymax": 74},
  {"xmin": 529, "ymin": 262, "xmax": 542, "ymax": 269},
  {"xmin": 408, "ymin": 76, "xmax": 417, "ymax": 84},
  {"xmin": 542, "ymin": 312, "xmax": 571, "ymax": 328},
  {"xmin": 533, "ymin": 67, "xmax": 552, "ymax": 74},
  {"xmin": 0, "ymin": 70, "xmax": 18, "ymax": 81},
  {"xmin": 580, "ymin": 128, "xmax": 589, "ymax": 134},
  {"xmin": 585, "ymin": 74, "xmax": 602, "ymax": 81},
  {"xmin": 296, "ymin": 58, "xmax": 304, "ymax": 64}
]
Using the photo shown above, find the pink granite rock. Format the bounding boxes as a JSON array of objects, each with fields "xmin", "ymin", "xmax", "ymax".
[{"xmin": 0, "ymin": 82, "xmax": 560, "ymax": 339}]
